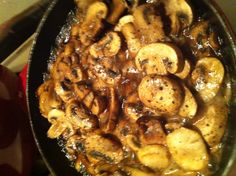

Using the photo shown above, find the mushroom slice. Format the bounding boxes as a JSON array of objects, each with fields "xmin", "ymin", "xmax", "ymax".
[
  {"xmin": 79, "ymin": 2, "xmax": 108, "ymax": 46},
  {"xmin": 194, "ymin": 96, "xmax": 229, "ymax": 147},
  {"xmin": 124, "ymin": 103, "xmax": 144, "ymax": 121},
  {"xmin": 83, "ymin": 91, "xmax": 95, "ymax": 109},
  {"xmin": 167, "ymin": 127, "xmax": 209, "ymax": 171},
  {"xmin": 125, "ymin": 134, "xmax": 141, "ymax": 151},
  {"xmin": 90, "ymin": 32, "xmax": 121, "ymax": 58},
  {"xmin": 91, "ymin": 96, "xmax": 107, "ymax": 116},
  {"xmin": 114, "ymin": 15, "xmax": 134, "ymax": 31},
  {"xmin": 47, "ymin": 121, "xmax": 68, "ymax": 139},
  {"xmin": 124, "ymin": 92, "xmax": 144, "ymax": 121},
  {"xmin": 137, "ymin": 145, "xmax": 170, "ymax": 170},
  {"xmin": 163, "ymin": 0, "xmax": 193, "ymax": 35},
  {"xmin": 54, "ymin": 80, "xmax": 74, "ymax": 102},
  {"xmin": 137, "ymin": 116, "xmax": 166, "ymax": 145},
  {"xmin": 107, "ymin": 0, "xmax": 127, "ymax": 24},
  {"xmin": 47, "ymin": 109, "xmax": 65, "ymax": 123},
  {"xmin": 37, "ymin": 80, "xmax": 62, "ymax": 117},
  {"xmin": 121, "ymin": 22, "xmax": 141, "ymax": 58},
  {"xmin": 74, "ymin": 81, "xmax": 91, "ymax": 100},
  {"xmin": 175, "ymin": 59, "xmax": 191, "ymax": 79},
  {"xmin": 178, "ymin": 84, "xmax": 197, "ymax": 118},
  {"xmin": 66, "ymin": 64, "xmax": 85, "ymax": 83},
  {"xmin": 85, "ymin": 134, "xmax": 124, "ymax": 164},
  {"xmin": 99, "ymin": 88, "xmax": 119, "ymax": 132},
  {"xmin": 138, "ymin": 75, "xmax": 183, "ymax": 115},
  {"xmin": 135, "ymin": 43, "xmax": 183, "ymax": 75},
  {"xmin": 133, "ymin": 4, "xmax": 165, "ymax": 44},
  {"xmin": 189, "ymin": 21, "xmax": 220, "ymax": 57},
  {"xmin": 88, "ymin": 57, "xmax": 121, "ymax": 86},
  {"xmin": 65, "ymin": 101, "xmax": 98, "ymax": 131},
  {"xmin": 191, "ymin": 57, "xmax": 225, "ymax": 103}
]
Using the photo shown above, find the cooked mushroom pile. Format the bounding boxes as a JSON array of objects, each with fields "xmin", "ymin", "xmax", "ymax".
[{"xmin": 37, "ymin": 0, "xmax": 231, "ymax": 175}]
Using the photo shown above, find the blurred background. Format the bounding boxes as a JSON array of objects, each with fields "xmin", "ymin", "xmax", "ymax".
[{"xmin": 0, "ymin": 0, "xmax": 235, "ymax": 175}]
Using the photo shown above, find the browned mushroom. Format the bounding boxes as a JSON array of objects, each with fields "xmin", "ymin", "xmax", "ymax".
[
  {"xmin": 175, "ymin": 59, "xmax": 191, "ymax": 79},
  {"xmin": 135, "ymin": 43, "xmax": 184, "ymax": 75},
  {"xmin": 194, "ymin": 96, "xmax": 228, "ymax": 147},
  {"xmin": 191, "ymin": 57, "xmax": 225, "ymax": 103},
  {"xmin": 89, "ymin": 32, "xmax": 121, "ymax": 58},
  {"xmin": 188, "ymin": 21, "xmax": 220, "ymax": 58},
  {"xmin": 65, "ymin": 101, "xmax": 98, "ymax": 131},
  {"xmin": 79, "ymin": 1, "xmax": 108, "ymax": 46},
  {"xmin": 133, "ymin": 4, "xmax": 166, "ymax": 44},
  {"xmin": 121, "ymin": 22, "xmax": 141, "ymax": 58},
  {"xmin": 107, "ymin": 0, "xmax": 127, "ymax": 24},
  {"xmin": 88, "ymin": 56, "xmax": 121, "ymax": 86},
  {"xmin": 138, "ymin": 75, "xmax": 183, "ymax": 115},
  {"xmin": 167, "ymin": 127, "xmax": 209, "ymax": 171},
  {"xmin": 85, "ymin": 134, "xmax": 124, "ymax": 164},
  {"xmin": 99, "ymin": 88, "xmax": 119, "ymax": 132},
  {"xmin": 137, "ymin": 145, "xmax": 170, "ymax": 170},
  {"xmin": 47, "ymin": 121, "xmax": 68, "ymax": 139},
  {"xmin": 54, "ymin": 80, "xmax": 74, "ymax": 102},
  {"xmin": 137, "ymin": 116, "xmax": 166, "ymax": 145},
  {"xmin": 37, "ymin": 80, "xmax": 62, "ymax": 117},
  {"xmin": 114, "ymin": 15, "xmax": 134, "ymax": 31},
  {"xmin": 178, "ymin": 84, "xmax": 198, "ymax": 118},
  {"xmin": 163, "ymin": 0, "xmax": 193, "ymax": 35},
  {"xmin": 73, "ymin": 81, "xmax": 91, "ymax": 100}
]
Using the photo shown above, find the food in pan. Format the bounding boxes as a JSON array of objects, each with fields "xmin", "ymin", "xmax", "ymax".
[{"xmin": 37, "ymin": 0, "xmax": 231, "ymax": 175}]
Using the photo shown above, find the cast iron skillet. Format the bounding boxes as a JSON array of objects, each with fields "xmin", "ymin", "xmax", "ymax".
[{"xmin": 27, "ymin": 0, "xmax": 236, "ymax": 175}]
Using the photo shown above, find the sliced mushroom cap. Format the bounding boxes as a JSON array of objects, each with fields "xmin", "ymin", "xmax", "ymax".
[
  {"xmin": 99, "ymin": 88, "xmax": 119, "ymax": 132},
  {"xmin": 85, "ymin": 134, "xmax": 124, "ymax": 164},
  {"xmin": 133, "ymin": 4, "xmax": 165, "ymax": 44},
  {"xmin": 107, "ymin": 0, "xmax": 127, "ymax": 24},
  {"xmin": 191, "ymin": 57, "xmax": 225, "ymax": 103},
  {"xmin": 135, "ymin": 43, "xmax": 184, "ymax": 75},
  {"xmin": 163, "ymin": 0, "xmax": 193, "ymax": 35},
  {"xmin": 83, "ymin": 91, "xmax": 95, "ymax": 108},
  {"xmin": 65, "ymin": 64, "xmax": 85, "ymax": 83},
  {"xmin": 54, "ymin": 80, "xmax": 74, "ymax": 102},
  {"xmin": 90, "ymin": 32, "xmax": 121, "ymax": 58},
  {"xmin": 189, "ymin": 21, "xmax": 220, "ymax": 58},
  {"xmin": 65, "ymin": 101, "xmax": 98, "ymax": 131},
  {"xmin": 178, "ymin": 84, "xmax": 198, "ymax": 118},
  {"xmin": 91, "ymin": 95, "xmax": 107, "ymax": 116},
  {"xmin": 167, "ymin": 127, "xmax": 209, "ymax": 171},
  {"xmin": 79, "ymin": 2, "xmax": 108, "ymax": 46},
  {"xmin": 73, "ymin": 81, "xmax": 91, "ymax": 100},
  {"xmin": 175, "ymin": 59, "xmax": 191, "ymax": 79},
  {"xmin": 121, "ymin": 22, "xmax": 141, "ymax": 58},
  {"xmin": 194, "ymin": 96, "xmax": 229, "ymax": 147},
  {"xmin": 51, "ymin": 51, "xmax": 83, "ymax": 82},
  {"xmin": 137, "ymin": 145, "xmax": 170, "ymax": 170},
  {"xmin": 138, "ymin": 75, "xmax": 183, "ymax": 115},
  {"xmin": 137, "ymin": 116, "xmax": 166, "ymax": 145},
  {"xmin": 47, "ymin": 109, "xmax": 65, "ymax": 123},
  {"xmin": 37, "ymin": 80, "xmax": 62, "ymax": 117},
  {"xmin": 47, "ymin": 121, "xmax": 68, "ymax": 139},
  {"xmin": 88, "ymin": 56, "xmax": 121, "ymax": 86},
  {"xmin": 114, "ymin": 15, "xmax": 134, "ymax": 31},
  {"xmin": 124, "ymin": 103, "xmax": 144, "ymax": 121}
]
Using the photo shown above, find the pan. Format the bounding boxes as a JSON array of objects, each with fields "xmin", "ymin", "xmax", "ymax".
[{"xmin": 27, "ymin": 0, "xmax": 236, "ymax": 175}]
